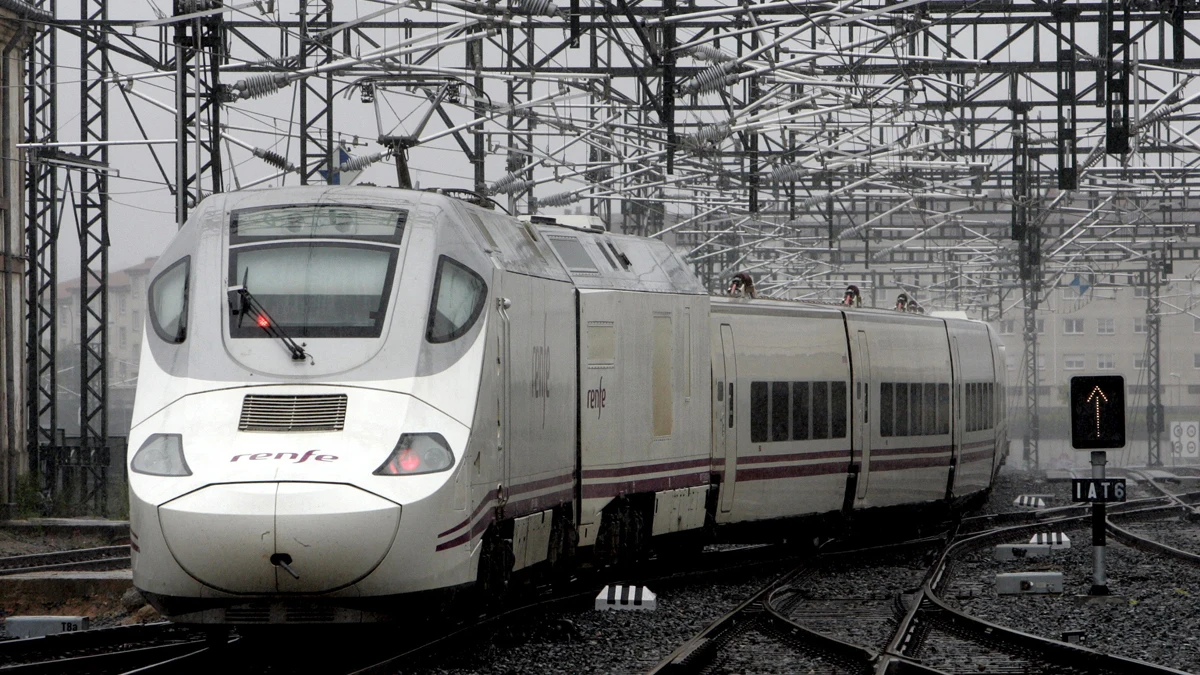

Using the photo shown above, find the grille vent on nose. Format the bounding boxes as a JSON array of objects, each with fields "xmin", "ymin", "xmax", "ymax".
[{"xmin": 238, "ymin": 394, "xmax": 348, "ymax": 432}]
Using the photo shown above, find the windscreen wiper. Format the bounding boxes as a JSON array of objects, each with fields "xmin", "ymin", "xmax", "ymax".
[{"xmin": 228, "ymin": 273, "xmax": 308, "ymax": 362}]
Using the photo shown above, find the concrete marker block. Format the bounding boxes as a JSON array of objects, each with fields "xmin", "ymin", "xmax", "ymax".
[
  {"xmin": 4, "ymin": 616, "xmax": 89, "ymax": 639},
  {"xmin": 996, "ymin": 572, "xmax": 1063, "ymax": 595},
  {"xmin": 1030, "ymin": 532, "xmax": 1071, "ymax": 549},
  {"xmin": 595, "ymin": 584, "xmax": 656, "ymax": 611}
]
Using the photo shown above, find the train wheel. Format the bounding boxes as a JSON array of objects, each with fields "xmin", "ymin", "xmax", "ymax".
[
  {"xmin": 477, "ymin": 526, "xmax": 514, "ymax": 610},
  {"xmin": 595, "ymin": 497, "xmax": 648, "ymax": 570},
  {"xmin": 546, "ymin": 506, "xmax": 578, "ymax": 582}
]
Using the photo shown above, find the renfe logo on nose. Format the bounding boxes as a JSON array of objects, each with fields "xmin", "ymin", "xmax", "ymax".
[{"xmin": 230, "ymin": 450, "xmax": 338, "ymax": 463}]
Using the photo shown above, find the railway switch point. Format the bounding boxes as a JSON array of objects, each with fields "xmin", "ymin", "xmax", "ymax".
[
  {"xmin": 3, "ymin": 615, "xmax": 89, "ymax": 639},
  {"xmin": 994, "ymin": 544, "xmax": 1052, "ymax": 561},
  {"xmin": 595, "ymin": 585, "xmax": 656, "ymax": 611},
  {"xmin": 1030, "ymin": 532, "xmax": 1071, "ymax": 549},
  {"xmin": 996, "ymin": 572, "xmax": 1064, "ymax": 595}
]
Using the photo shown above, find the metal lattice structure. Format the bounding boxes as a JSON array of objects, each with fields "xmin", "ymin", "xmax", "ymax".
[{"xmin": 22, "ymin": 0, "xmax": 1200, "ymax": 500}]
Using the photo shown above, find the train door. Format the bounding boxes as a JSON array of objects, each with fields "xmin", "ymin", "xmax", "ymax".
[
  {"xmin": 949, "ymin": 335, "xmax": 962, "ymax": 497},
  {"xmin": 718, "ymin": 324, "xmax": 737, "ymax": 513},
  {"xmin": 495, "ymin": 278, "xmax": 513, "ymax": 508},
  {"xmin": 854, "ymin": 331, "xmax": 872, "ymax": 500}
]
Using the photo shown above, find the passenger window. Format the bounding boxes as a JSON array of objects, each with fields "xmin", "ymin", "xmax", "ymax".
[
  {"xmin": 771, "ymin": 382, "xmax": 790, "ymax": 441},
  {"xmin": 750, "ymin": 381, "xmax": 768, "ymax": 443},
  {"xmin": 964, "ymin": 384, "xmax": 974, "ymax": 429},
  {"xmin": 792, "ymin": 381, "xmax": 810, "ymax": 440},
  {"xmin": 880, "ymin": 383, "xmax": 893, "ymax": 437},
  {"xmin": 910, "ymin": 383, "xmax": 923, "ymax": 436},
  {"xmin": 149, "ymin": 257, "xmax": 189, "ymax": 344},
  {"xmin": 924, "ymin": 384, "xmax": 936, "ymax": 436},
  {"xmin": 895, "ymin": 383, "xmax": 909, "ymax": 436},
  {"xmin": 812, "ymin": 382, "xmax": 829, "ymax": 439},
  {"xmin": 831, "ymin": 382, "xmax": 847, "ymax": 438},
  {"xmin": 426, "ymin": 256, "xmax": 487, "ymax": 343},
  {"xmin": 937, "ymin": 384, "xmax": 950, "ymax": 434}
]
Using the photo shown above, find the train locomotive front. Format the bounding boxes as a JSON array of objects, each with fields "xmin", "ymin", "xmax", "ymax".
[{"xmin": 129, "ymin": 187, "xmax": 496, "ymax": 623}]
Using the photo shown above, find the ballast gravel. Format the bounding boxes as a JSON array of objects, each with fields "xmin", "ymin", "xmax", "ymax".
[
  {"xmin": 392, "ymin": 571, "xmax": 779, "ymax": 675},
  {"xmin": 942, "ymin": 519, "xmax": 1200, "ymax": 672}
]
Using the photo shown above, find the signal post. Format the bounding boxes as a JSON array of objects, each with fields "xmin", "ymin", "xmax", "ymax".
[{"xmin": 1069, "ymin": 376, "xmax": 1127, "ymax": 596}]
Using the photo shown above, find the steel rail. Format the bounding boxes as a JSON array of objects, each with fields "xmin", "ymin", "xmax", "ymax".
[
  {"xmin": 0, "ymin": 545, "xmax": 131, "ymax": 576},
  {"xmin": 877, "ymin": 511, "xmax": 1197, "ymax": 675}
]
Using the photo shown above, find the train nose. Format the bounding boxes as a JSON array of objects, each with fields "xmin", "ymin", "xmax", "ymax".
[{"xmin": 158, "ymin": 482, "xmax": 401, "ymax": 593}]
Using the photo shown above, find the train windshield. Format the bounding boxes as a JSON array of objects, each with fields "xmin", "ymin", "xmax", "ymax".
[{"xmin": 228, "ymin": 206, "xmax": 404, "ymax": 339}]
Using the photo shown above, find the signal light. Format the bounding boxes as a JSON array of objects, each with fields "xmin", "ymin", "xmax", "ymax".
[{"xmin": 256, "ymin": 314, "xmax": 270, "ymax": 328}]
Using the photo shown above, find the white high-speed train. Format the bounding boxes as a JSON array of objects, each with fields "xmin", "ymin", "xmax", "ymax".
[{"xmin": 128, "ymin": 186, "xmax": 1007, "ymax": 624}]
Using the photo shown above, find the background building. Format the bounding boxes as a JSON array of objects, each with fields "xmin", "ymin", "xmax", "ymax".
[
  {"xmin": 57, "ymin": 257, "xmax": 155, "ymax": 438},
  {"xmin": 0, "ymin": 1, "xmax": 45, "ymax": 516}
]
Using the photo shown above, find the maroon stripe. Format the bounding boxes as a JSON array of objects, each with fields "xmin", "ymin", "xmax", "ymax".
[
  {"xmin": 436, "ymin": 508, "xmax": 496, "ymax": 552},
  {"xmin": 962, "ymin": 439, "xmax": 994, "ymax": 450},
  {"xmin": 504, "ymin": 487, "xmax": 574, "ymax": 520},
  {"xmin": 736, "ymin": 461, "xmax": 849, "ymax": 482},
  {"xmin": 583, "ymin": 457, "xmax": 711, "ymax": 479},
  {"xmin": 959, "ymin": 448, "xmax": 995, "ymax": 463},
  {"xmin": 509, "ymin": 473, "xmax": 574, "ymax": 497},
  {"xmin": 872, "ymin": 444, "xmax": 952, "ymax": 457},
  {"xmin": 871, "ymin": 456, "xmax": 950, "ymax": 471},
  {"xmin": 581, "ymin": 471, "xmax": 708, "ymax": 498},
  {"xmin": 737, "ymin": 450, "xmax": 848, "ymax": 465},
  {"xmin": 438, "ymin": 489, "xmax": 497, "ymax": 538}
]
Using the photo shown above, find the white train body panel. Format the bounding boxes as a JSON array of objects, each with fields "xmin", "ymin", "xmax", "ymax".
[
  {"xmin": 709, "ymin": 301, "xmax": 852, "ymax": 524},
  {"xmin": 129, "ymin": 185, "xmax": 1005, "ymax": 625},
  {"xmin": 575, "ymin": 288, "xmax": 709, "ymax": 546}
]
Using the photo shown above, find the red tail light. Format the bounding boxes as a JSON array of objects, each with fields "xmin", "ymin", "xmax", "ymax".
[
  {"xmin": 256, "ymin": 314, "xmax": 270, "ymax": 328},
  {"xmin": 374, "ymin": 433, "xmax": 454, "ymax": 476}
]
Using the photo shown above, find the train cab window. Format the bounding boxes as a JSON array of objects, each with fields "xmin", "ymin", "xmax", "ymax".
[
  {"xmin": 149, "ymin": 257, "xmax": 189, "ymax": 344},
  {"xmin": 812, "ymin": 382, "xmax": 829, "ymax": 439},
  {"xmin": 750, "ymin": 382, "xmax": 769, "ymax": 443},
  {"xmin": 880, "ymin": 383, "xmax": 894, "ymax": 437},
  {"xmin": 895, "ymin": 384, "xmax": 909, "ymax": 436},
  {"xmin": 792, "ymin": 382, "xmax": 810, "ymax": 440},
  {"xmin": 831, "ymin": 382, "xmax": 847, "ymax": 438},
  {"xmin": 937, "ymin": 384, "xmax": 950, "ymax": 434},
  {"xmin": 427, "ymin": 256, "xmax": 488, "ymax": 343},
  {"xmin": 230, "ymin": 204, "xmax": 406, "ymax": 243}
]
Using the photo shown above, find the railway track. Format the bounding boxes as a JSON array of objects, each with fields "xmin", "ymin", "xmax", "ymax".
[
  {"xmin": 648, "ymin": 503, "xmax": 1199, "ymax": 675},
  {"xmin": 0, "ymin": 546, "xmax": 130, "ymax": 576},
  {"xmin": 0, "ymin": 622, "xmax": 207, "ymax": 674}
]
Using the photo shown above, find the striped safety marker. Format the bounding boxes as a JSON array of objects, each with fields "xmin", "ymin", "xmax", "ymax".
[
  {"xmin": 1013, "ymin": 495, "xmax": 1046, "ymax": 508},
  {"xmin": 595, "ymin": 584, "xmax": 657, "ymax": 611},
  {"xmin": 1030, "ymin": 532, "xmax": 1071, "ymax": 549}
]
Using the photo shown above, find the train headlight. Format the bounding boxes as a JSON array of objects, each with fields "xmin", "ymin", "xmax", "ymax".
[
  {"xmin": 374, "ymin": 433, "xmax": 454, "ymax": 476},
  {"xmin": 130, "ymin": 434, "xmax": 192, "ymax": 477}
]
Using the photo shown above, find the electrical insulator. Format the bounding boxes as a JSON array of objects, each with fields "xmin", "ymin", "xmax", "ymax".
[
  {"xmin": 233, "ymin": 73, "xmax": 290, "ymax": 100},
  {"xmin": 770, "ymin": 163, "xmax": 806, "ymax": 183},
  {"xmin": 492, "ymin": 178, "xmax": 536, "ymax": 195},
  {"xmin": 684, "ymin": 123, "xmax": 731, "ymax": 151},
  {"xmin": 513, "ymin": 0, "xmax": 561, "ymax": 16},
  {"xmin": 680, "ymin": 63, "xmax": 735, "ymax": 97},
  {"xmin": 253, "ymin": 148, "xmax": 296, "ymax": 172},
  {"xmin": 340, "ymin": 152, "xmax": 387, "ymax": 173},
  {"xmin": 489, "ymin": 171, "xmax": 521, "ymax": 194},
  {"xmin": 538, "ymin": 191, "xmax": 579, "ymax": 207},
  {"xmin": 686, "ymin": 45, "xmax": 731, "ymax": 63}
]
